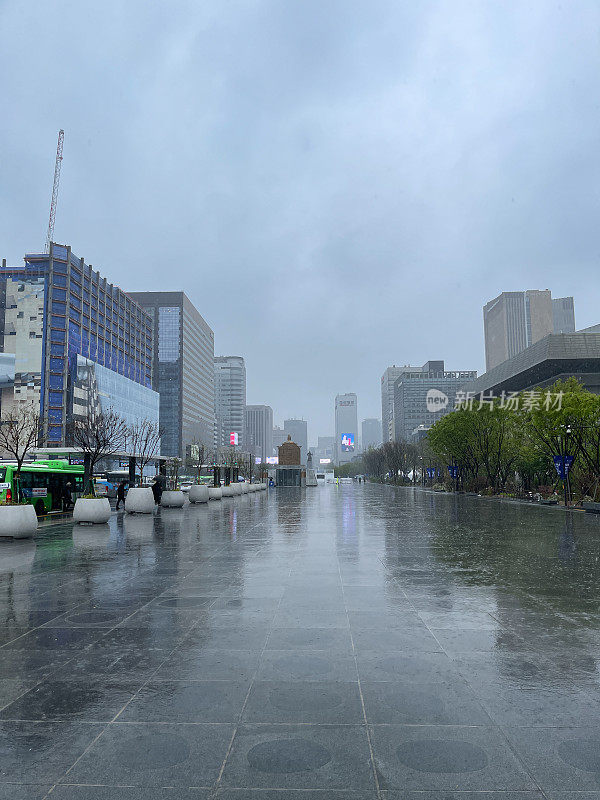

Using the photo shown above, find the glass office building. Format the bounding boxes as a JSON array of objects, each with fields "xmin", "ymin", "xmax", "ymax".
[
  {"xmin": 0, "ymin": 243, "xmax": 157, "ymax": 446},
  {"xmin": 128, "ymin": 291, "xmax": 215, "ymax": 458}
]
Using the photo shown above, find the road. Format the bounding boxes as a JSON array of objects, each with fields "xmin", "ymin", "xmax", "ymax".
[{"xmin": 0, "ymin": 483, "xmax": 600, "ymax": 796}]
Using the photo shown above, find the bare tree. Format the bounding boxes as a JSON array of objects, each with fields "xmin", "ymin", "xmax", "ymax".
[
  {"xmin": 127, "ymin": 419, "xmax": 162, "ymax": 485},
  {"xmin": 0, "ymin": 403, "xmax": 40, "ymax": 501},
  {"xmin": 68, "ymin": 408, "xmax": 127, "ymax": 495}
]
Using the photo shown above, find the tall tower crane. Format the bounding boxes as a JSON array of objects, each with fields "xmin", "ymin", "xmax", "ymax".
[{"xmin": 44, "ymin": 129, "xmax": 64, "ymax": 253}]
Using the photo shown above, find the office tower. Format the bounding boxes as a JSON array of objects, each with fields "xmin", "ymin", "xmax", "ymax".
[
  {"xmin": 272, "ymin": 425, "xmax": 287, "ymax": 455},
  {"xmin": 483, "ymin": 290, "xmax": 575, "ymax": 371},
  {"xmin": 334, "ymin": 393, "xmax": 358, "ymax": 464},
  {"xmin": 0, "ymin": 244, "xmax": 159, "ymax": 446},
  {"xmin": 214, "ymin": 356, "xmax": 246, "ymax": 448},
  {"xmin": 361, "ymin": 418, "xmax": 382, "ymax": 451},
  {"xmin": 245, "ymin": 405, "xmax": 273, "ymax": 463},
  {"xmin": 381, "ymin": 366, "xmax": 411, "ymax": 443},
  {"xmin": 392, "ymin": 361, "xmax": 477, "ymax": 441},
  {"xmin": 553, "ymin": 296, "xmax": 576, "ymax": 334},
  {"xmin": 284, "ymin": 419, "xmax": 308, "ymax": 462},
  {"xmin": 128, "ymin": 291, "xmax": 215, "ymax": 458}
]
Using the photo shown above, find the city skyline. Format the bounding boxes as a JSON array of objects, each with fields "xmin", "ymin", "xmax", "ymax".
[{"xmin": 2, "ymin": 2, "xmax": 599, "ymax": 436}]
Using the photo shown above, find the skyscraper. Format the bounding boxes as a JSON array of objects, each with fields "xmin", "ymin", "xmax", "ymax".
[
  {"xmin": 334, "ymin": 393, "xmax": 358, "ymax": 465},
  {"xmin": 0, "ymin": 244, "xmax": 159, "ymax": 447},
  {"xmin": 245, "ymin": 405, "xmax": 273, "ymax": 463},
  {"xmin": 483, "ymin": 290, "xmax": 575, "ymax": 371},
  {"xmin": 392, "ymin": 361, "xmax": 477, "ymax": 441},
  {"xmin": 284, "ymin": 419, "xmax": 308, "ymax": 462},
  {"xmin": 381, "ymin": 366, "xmax": 416, "ymax": 443},
  {"xmin": 214, "ymin": 356, "xmax": 246, "ymax": 448},
  {"xmin": 128, "ymin": 291, "xmax": 215, "ymax": 458},
  {"xmin": 361, "ymin": 418, "xmax": 382, "ymax": 451}
]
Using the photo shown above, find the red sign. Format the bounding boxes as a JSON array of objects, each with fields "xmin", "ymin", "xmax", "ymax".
[{"xmin": 230, "ymin": 431, "xmax": 239, "ymax": 446}]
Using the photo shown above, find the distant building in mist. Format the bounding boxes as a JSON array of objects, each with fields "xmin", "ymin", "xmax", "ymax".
[
  {"xmin": 361, "ymin": 418, "xmax": 382, "ymax": 451},
  {"xmin": 483, "ymin": 290, "xmax": 575, "ymax": 371},
  {"xmin": 245, "ymin": 404, "xmax": 273, "ymax": 463},
  {"xmin": 334, "ymin": 393, "xmax": 358, "ymax": 465},
  {"xmin": 214, "ymin": 355, "xmax": 246, "ymax": 448}
]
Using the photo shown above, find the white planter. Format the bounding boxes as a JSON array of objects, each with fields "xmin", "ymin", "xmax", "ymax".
[
  {"xmin": 125, "ymin": 487, "xmax": 155, "ymax": 514},
  {"xmin": 208, "ymin": 487, "xmax": 222, "ymax": 500},
  {"xmin": 260, "ymin": 482, "xmax": 267, "ymax": 490},
  {"xmin": 222, "ymin": 485, "xmax": 235, "ymax": 497},
  {"xmin": 73, "ymin": 498, "xmax": 111, "ymax": 525},
  {"xmin": 161, "ymin": 490, "xmax": 185, "ymax": 508},
  {"xmin": 189, "ymin": 485, "xmax": 209, "ymax": 504},
  {"xmin": 0, "ymin": 505, "xmax": 38, "ymax": 538},
  {"xmin": 240, "ymin": 483, "xmax": 249, "ymax": 494},
  {"xmin": 232, "ymin": 483, "xmax": 243, "ymax": 495}
]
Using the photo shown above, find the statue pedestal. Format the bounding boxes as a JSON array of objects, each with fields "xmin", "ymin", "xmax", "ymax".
[{"xmin": 306, "ymin": 469, "xmax": 318, "ymax": 487}]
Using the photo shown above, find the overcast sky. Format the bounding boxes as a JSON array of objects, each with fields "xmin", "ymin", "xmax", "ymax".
[{"xmin": 1, "ymin": 1, "xmax": 599, "ymax": 442}]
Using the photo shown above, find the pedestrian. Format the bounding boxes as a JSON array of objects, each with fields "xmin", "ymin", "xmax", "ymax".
[
  {"xmin": 152, "ymin": 477, "xmax": 164, "ymax": 505},
  {"xmin": 62, "ymin": 481, "xmax": 73, "ymax": 512},
  {"xmin": 116, "ymin": 480, "xmax": 128, "ymax": 511}
]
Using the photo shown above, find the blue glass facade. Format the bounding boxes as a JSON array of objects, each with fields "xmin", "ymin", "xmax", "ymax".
[{"xmin": 0, "ymin": 243, "xmax": 155, "ymax": 446}]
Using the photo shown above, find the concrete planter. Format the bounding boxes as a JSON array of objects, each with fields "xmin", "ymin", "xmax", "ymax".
[
  {"xmin": 208, "ymin": 487, "xmax": 222, "ymax": 500},
  {"xmin": 0, "ymin": 504, "xmax": 38, "ymax": 538},
  {"xmin": 260, "ymin": 483, "xmax": 267, "ymax": 490},
  {"xmin": 222, "ymin": 485, "xmax": 235, "ymax": 497},
  {"xmin": 161, "ymin": 490, "xmax": 186, "ymax": 508},
  {"xmin": 232, "ymin": 483, "xmax": 243, "ymax": 495},
  {"xmin": 189, "ymin": 485, "xmax": 209, "ymax": 504},
  {"xmin": 583, "ymin": 502, "xmax": 600, "ymax": 514},
  {"xmin": 73, "ymin": 498, "xmax": 111, "ymax": 525},
  {"xmin": 240, "ymin": 483, "xmax": 249, "ymax": 494},
  {"xmin": 125, "ymin": 487, "xmax": 155, "ymax": 514}
]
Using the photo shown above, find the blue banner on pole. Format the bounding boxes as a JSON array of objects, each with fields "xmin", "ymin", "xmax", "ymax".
[
  {"xmin": 426, "ymin": 468, "xmax": 435, "ymax": 479},
  {"xmin": 447, "ymin": 465, "xmax": 459, "ymax": 478},
  {"xmin": 553, "ymin": 455, "xmax": 574, "ymax": 479}
]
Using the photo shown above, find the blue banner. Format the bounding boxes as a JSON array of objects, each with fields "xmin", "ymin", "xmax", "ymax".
[{"xmin": 553, "ymin": 455, "xmax": 574, "ymax": 479}]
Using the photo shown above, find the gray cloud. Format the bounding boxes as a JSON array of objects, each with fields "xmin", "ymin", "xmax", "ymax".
[{"xmin": 1, "ymin": 0, "xmax": 599, "ymax": 441}]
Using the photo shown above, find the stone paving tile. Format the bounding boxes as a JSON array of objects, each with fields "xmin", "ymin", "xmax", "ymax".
[
  {"xmin": 63, "ymin": 722, "xmax": 234, "ymax": 788},
  {"xmin": 370, "ymin": 724, "xmax": 537, "ymax": 791},
  {"xmin": 117, "ymin": 679, "xmax": 251, "ymax": 723},
  {"xmin": 50, "ymin": 786, "xmax": 214, "ymax": 799},
  {"xmin": 220, "ymin": 723, "xmax": 376, "ymax": 791},
  {"xmin": 242, "ymin": 680, "xmax": 363, "ymax": 724}
]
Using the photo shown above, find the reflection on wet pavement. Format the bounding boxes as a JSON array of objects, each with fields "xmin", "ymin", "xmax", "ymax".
[{"xmin": 0, "ymin": 484, "xmax": 600, "ymax": 796}]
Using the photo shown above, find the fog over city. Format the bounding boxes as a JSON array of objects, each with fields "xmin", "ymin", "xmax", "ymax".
[{"xmin": 1, "ymin": 0, "xmax": 599, "ymax": 439}]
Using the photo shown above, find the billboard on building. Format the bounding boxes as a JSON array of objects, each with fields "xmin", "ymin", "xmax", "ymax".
[
  {"xmin": 266, "ymin": 456, "xmax": 278, "ymax": 464},
  {"xmin": 319, "ymin": 458, "xmax": 332, "ymax": 464},
  {"xmin": 341, "ymin": 433, "xmax": 355, "ymax": 452},
  {"xmin": 230, "ymin": 431, "xmax": 239, "ymax": 446}
]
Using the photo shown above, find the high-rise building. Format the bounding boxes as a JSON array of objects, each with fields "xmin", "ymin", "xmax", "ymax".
[
  {"xmin": 392, "ymin": 360, "xmax": 477, "ymax": 441},
  {"xmin": 245, "ymin": 405, "xmax": 273, "ymax": 463},
  {"xmin": 553, "ymin": 296, "xmax": 576, "ymax": 334},
  {"xmin": 0, "ymin": 244, "xmax": 159, "ymax": 447},
  {"xmin": 381, "ymin": 366, "xmax": 416, "ymax": 443},
  {"xmin": 128, "ymin": 291, "xmax": 215, "ymax": 458},
  {"xmin": 334, "ymin": 393, "xmax": 358, "ymax": 464},
  {"xmin": 272, "ymin": 425, "xmax": 287, "ymax": 456},
  {"xmin": 284, "ymin": 419, "xmax": 308, "ymax": 463},
  {"xmin": 483, "ymin": 290, "xmax": 575, "ymax": 371},
  {"xmin": 214, "ymin": 356, "xmax": 246, "ymax": 448},
  {"xmin": 361, "ymin": 418, "xmax": 382, "ymax": 451}
]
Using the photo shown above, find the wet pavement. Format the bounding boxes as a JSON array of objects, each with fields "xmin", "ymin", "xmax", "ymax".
[{"xmin": 1, "ymin": 484, "xmax": 600, "ymax": 797}]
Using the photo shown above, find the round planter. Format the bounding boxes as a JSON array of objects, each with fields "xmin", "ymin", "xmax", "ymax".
[
  {"xmin": 240, "ymin": 483, "xmax": 249, "ymax": 494},
  {"xmin": 208, "ymin": 487, "xmax": 222, "ymax": 500},
  {"xmin": 125, "ymin": 487, "xmax": 155, "ymax": 514},
  {"xmin": 189, "ymin": 485, "xmax": 209, "ymax": 504},
  {"xmin": 0, "ymin": 505, "xmax": 38, "ymax": 538},
  {"xmin": 160, "ymin": 490, "xmax": 186, "ymax": 508},
  {"xmin": 259, "ymin": 482, "xmax": 267, "ymax": 490},
  {"xmin": 222, "ymin": 485, "xmax": 235, "ymax": 497},
  {"xmin": 73, "ymin": 498, "xmax": 111, "ymax": 525},
  {"xmin": 232, "ymin": 483, "xmax": 243, "ymax": 495}
]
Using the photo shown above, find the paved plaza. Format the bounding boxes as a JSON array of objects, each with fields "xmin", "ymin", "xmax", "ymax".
[{"xmin": 0, "ymin": 484, "xmax": 600, "ymax": 797}]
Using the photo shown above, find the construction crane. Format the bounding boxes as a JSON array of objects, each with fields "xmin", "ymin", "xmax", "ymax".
[{"xmin": 44, "ymin": 129, "xmax": 64, "ymax": 253}]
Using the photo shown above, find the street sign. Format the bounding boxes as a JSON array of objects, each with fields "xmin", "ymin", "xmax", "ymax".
[{"xmin": 553, "ymin": 455, "xmax": 574, "ymax": 479}]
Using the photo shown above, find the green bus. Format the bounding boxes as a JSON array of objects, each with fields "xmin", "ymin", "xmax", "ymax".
[{"xmin": 0, "ymin": 460, "xmax": 85, "ymax": 515}]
